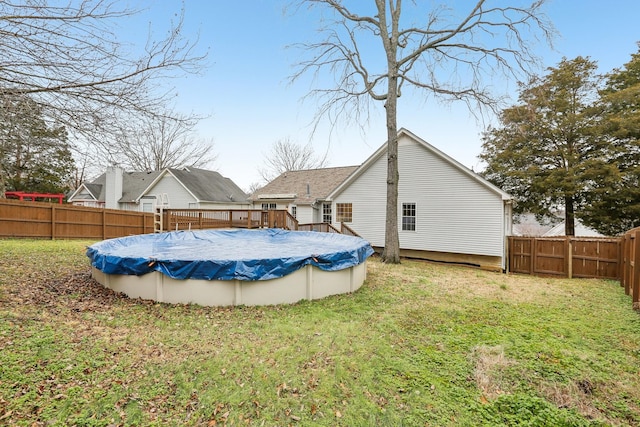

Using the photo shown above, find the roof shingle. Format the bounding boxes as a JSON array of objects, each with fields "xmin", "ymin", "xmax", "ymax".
[{"xmin": 250, "ymin": 166, "xmax": 358, "ymax": 204}]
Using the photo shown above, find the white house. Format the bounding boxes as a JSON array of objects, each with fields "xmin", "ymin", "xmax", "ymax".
[
  {"xmin": 512, "ymin": 213, "xmax": 605, "ymax": 237},
  {"xmin": 251, "ymin": 129, "xmax": 512, "ymax": 270},
  {"xmin": 328, "ymin": 128, "xmax": 512, "ymax": 270},
  {"xmin": 543, "ymin": 219, "xmax": 605, "ymax": 237},
  {"xmin": 248, "ymin": 166, "xmax": 358, "ymax": 224},
  {"xmin": 68, "ymin": 166, "xmax": 250, "ymax": 211}
]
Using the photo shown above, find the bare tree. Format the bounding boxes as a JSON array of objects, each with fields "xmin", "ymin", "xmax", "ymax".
[
  {"xmin": 290, "ymin": 0, "xmax": 554, "ymax": 263},
  {"xmin": 0, "ymin": 0, "xmax": 206, "ymax": 190},
  {"xmin": 110, "ymin": 112, "xmax": 217, "ymax": 171},
  {"xmin": 259, "ymin": 137, "xmax": 329, "ymax": 182}
]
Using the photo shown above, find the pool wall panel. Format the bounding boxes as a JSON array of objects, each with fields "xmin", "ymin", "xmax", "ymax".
[{"xmin": 91, "ymin": 260, "xmax": 368, "ymax": 307}]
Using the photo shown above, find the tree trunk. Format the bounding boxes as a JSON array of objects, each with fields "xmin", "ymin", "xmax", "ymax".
[
  {"xmin": 381, "ymin": 73, "xmax": 400, "ymax": 263},
  {"xmin": 564, "ymin": 196, "xmax": 575, "ymax": 236},
  {"xmin": 0, "ymin": 166, "xmax": 5, "ymax": 198}
]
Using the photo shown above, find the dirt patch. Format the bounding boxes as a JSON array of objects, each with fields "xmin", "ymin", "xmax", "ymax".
[{"xmin": 470, "ymin": 344, "xmax": 514, "ymax": 400}]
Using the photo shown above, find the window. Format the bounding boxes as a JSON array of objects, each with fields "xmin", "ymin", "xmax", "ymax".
[
  {"xmin": 262, "ymin": 203, "xmax": 277, "ymax": 210},
  {"xmin": 336, "ymin": 203, "xmax": 352, "ymax": 223},
  {"xmin": 142, "ymin": 202, "xmax": 154, "ymax": 213},
  {"xmin": 291, "ymin": 206, "xmax": 297, "ymax": 218},
  {"xmin": 322, "ymin": 203, "xmax": 332, "ymax": 223},
  {"xmin": 402, "ymin": 203, "xmax": 416, "ymax": 231}
]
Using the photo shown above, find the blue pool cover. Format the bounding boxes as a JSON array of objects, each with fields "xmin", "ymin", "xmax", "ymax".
[{"xmin": 87, "ymin": 228, "xmax": 374, "ymax": 281}]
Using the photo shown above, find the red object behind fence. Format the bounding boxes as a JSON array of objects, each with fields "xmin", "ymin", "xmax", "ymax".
[{"xmin": 5, "ymin": 191, "xmax": 64, "ymax": 204}]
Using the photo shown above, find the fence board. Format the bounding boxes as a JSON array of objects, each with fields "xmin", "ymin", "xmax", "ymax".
[
  {"xmin": 508, "ymin": 236, "xmax": 621, "ymax": 280},
  {"xmin": 0, "ymin": 199, "xmax": 154, "ymax": 239},
  {"xmin": 621, "ymin": 227, "xmax": 640, "ymax": 309}
]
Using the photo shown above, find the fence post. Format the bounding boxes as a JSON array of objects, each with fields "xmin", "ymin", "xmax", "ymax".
[
  {"xmin": 567, "ymin": 237, "xmax": 573, "ymax": 279},
  {"xmin": 633, "ymin": 230, "xmax": 640, "ymax": 310},
  {"xmin": 617, "ymin": 237, "xmax": 623, "ymax": 282},
  {"xmin": 626, "ymin": 234, "xmax": 632, "ymax": 294},
  {"xmin": 51, "ymin": 205, "xmax": 56, "ymax": 240},
  {"xmin": 531, "ymin": 238, "xmax": 537, "ymax": 275},
  {"xmin": 102, "ymin": 209, "xmax": 106, "ymax": 239}
]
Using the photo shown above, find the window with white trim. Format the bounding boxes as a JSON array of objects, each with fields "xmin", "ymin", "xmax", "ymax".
[
  {"xmin": 402, "ymin": 203, "xmax": 416, "ymax": 231},
  {"xmin": 262, "ymin": 203, "xmax": 277, "ymax": 210},
  {"xmin": 291, "ymin": 206, "xmax": 297, "ymax": 218},
  {"xmin": 322, "ymin": 203, "xmax": 332, "ymax": 223},
  {"xmin": 336, "ymin": 203, "xmax": 352, "ymax": 223}
]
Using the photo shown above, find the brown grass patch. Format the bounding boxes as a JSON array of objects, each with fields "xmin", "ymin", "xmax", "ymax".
[{"xmin": 470, "ymin": 344, "xmax": 514, "ymax": 400}]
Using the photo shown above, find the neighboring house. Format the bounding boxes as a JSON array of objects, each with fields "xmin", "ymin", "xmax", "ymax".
[
  {"xmin": 248, "ymin": 166, "xmax": 359, "ymax": 224},
  {"xmin": 328, "ymin": 128, "xmax": 513, "ymax": 271},
  {"xmin": 68, "ymin": 166, "xmax": 249, "ymax": 211},
  {"xmin": 543, "ymin": 219, "xmax": 605, "ymax": 237},
  {"xmin": 512, "ymin": 213, "xmax": 554, "ymax": 237},
  {"xmin": 512, "ymin": 213, "xmax": 606, "ymax": 237}
]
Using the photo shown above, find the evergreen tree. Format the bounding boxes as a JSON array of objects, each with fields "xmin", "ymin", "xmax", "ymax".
[
  {"xmin": 0, "ymin": 95, "xmax": 75, "ymax": 195},
  {"xmin": 580, "ymin": 46, "xmax": 640, "ymax": 235},
  {"xmin": 480, "ymin": 57, "xmax": 605, "ymax": 235}
]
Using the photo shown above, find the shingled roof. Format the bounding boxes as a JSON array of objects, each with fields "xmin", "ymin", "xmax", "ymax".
[
  {"xmin": 251, "ymin": 166, "xmax": 358, "ymax": 204},
  {"xmin": 168, "ymin": 167, "xmax": 247, "ymax": 203},
  {"xmin": 84, "ymin": 170, "xmax": 162, "ymax": 202},
  {"xmin": 78, "ymin": 167, "xmax": 247, "ymax": 204}
]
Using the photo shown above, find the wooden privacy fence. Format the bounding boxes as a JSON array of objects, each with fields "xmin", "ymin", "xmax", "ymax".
[
  {"xmin": 0, "ymin": 199, "xmax": 154, "ymax": 239},
  {"xmin": 620, "ymin": 227, "xmax": 640, "ymax": 309},
  {"xmin": 510, "ymin": 233, "xmax": 640, "ymax": 310},
  {"xmin": 509, "ymin": 236, "xmax": 622, "ymax": 280}
]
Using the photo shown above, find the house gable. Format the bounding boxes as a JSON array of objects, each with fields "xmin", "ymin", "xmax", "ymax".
[
  {"xmin": 330, "ymin": 128, "xmax": 510, "ymax": 201},
  {"xmin": 330, "ymin": 128, "xmax": 511, "ymax": 269},
  {"xmin": 69, "ymin": 167, "xmax": 248, "ymax": 210},
  {"xmin": 68, "ymin": 183, "xmax": 98, "ymax": 202},
  {"xmin": 251, "ymin": 166, "xmax": 358, "ymax": 206}
]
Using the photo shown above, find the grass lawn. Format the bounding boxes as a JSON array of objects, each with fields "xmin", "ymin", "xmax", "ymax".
[{"xmin": 0, "ymin": 239, "xmax": 639, "ymax": 426}]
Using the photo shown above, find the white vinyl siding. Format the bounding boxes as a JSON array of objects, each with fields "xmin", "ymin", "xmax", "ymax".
[
  {"xmin": 333, "ymin": 133, "xmax": 506, "ymax": 259},
  {"xmin": 295, "ymin": 205, "xmax": 315, "ymax": 224},
  {"xmin": 201, "ymin": 202, "xmax": 251, "ymax": 210},
  {"xmin": 146, "ymin": 174, "xmax": 197, "ymax": 208},
  {"xmin": 397, "ymin": 139, "xmax": 504, "ymax": 257},
  {"xmin": 332, "ymin": 157, "xmax": 387, "ymax": 245}
]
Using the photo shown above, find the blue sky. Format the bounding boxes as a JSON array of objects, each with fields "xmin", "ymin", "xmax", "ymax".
[{"xmin": 138, "ymin": 1, "xmax": 640, "ymax": 190}]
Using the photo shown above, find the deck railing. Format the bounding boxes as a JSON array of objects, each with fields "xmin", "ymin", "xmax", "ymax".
[
  {"xmin": 164, "ymin": 209, "xmax": 299, "ymax": 232},
  {"xmin": 298, "ymin": 222, "xmax": 341, "ymax": 233},
  {"xmin": 340, "ymin": 222, "xmax": 361, "ymax": 237}
]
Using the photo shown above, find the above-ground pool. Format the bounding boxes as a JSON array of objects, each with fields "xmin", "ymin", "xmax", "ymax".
[{"xmin": 87, "ymin": 228, "xmax": 374, "ymax": 306}]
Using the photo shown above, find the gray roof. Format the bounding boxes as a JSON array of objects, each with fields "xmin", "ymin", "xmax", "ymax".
[
  {"xmin": 250, "ymin": 166, "xmax": 358, "ymax": 204},
  {"xmin": 84, "ymin": 183, "xmax": 103, "ymax": 200},
  {"xmin": 169, "ymin": 167, "xmax": 248, "ymax": 203},
  {"xmin": 80, "ymin": 167, "xmax": 247, "ymax": 204},
  {"xmin": 87, "ymin": 170, "xmax": 163, "ymax": 203},
  {"xmin": 120, "ymin": 171, "xmax": 163, "ymax": 202}
]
